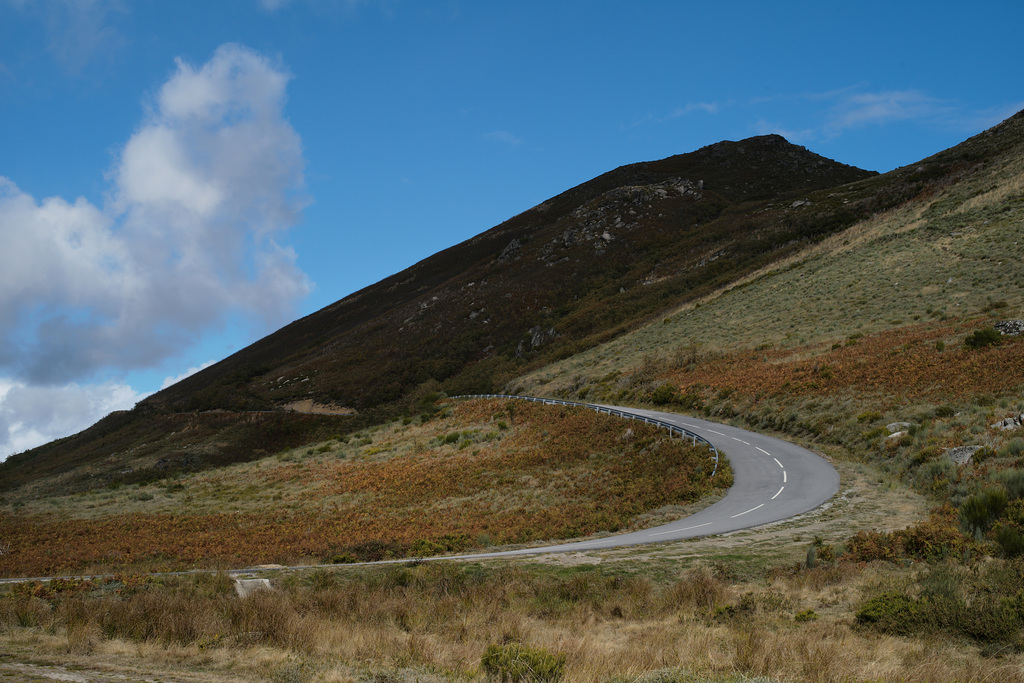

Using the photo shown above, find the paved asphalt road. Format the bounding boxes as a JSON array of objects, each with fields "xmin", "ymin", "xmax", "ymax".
[
  {"xmin": 445, "ymin": 403, "xmax": 840, "ymax": 560},
  {"xmin": 0, "ymin": 403, "xmax": 839, "ymax": 581}
]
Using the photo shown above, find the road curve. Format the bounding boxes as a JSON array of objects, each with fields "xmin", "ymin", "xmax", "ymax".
[
  {"xmin": 439, "ymin": 402, "xmax": 840, "ymax": 561},
  {"xmin": 0, "ymin": 403, "xmax": 839, "ymax": 582}
]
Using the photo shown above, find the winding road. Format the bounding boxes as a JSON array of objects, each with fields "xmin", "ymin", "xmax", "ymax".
[
  {"xmin": 0, "ymin": 401, "xmax": 839, "ymax": 582},
  {"xmin": 442, "ymin": 402, "xmax": 840, "ymax": 561}
]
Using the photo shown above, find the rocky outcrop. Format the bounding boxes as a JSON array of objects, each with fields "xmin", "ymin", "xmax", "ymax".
[
  {"xmin": 515, "ymin": 326, "xmax": 558, "ymax": 357},
  {"xmin": 991, "ymin": 413, "xmax": 1024, "ymax": 431},
  {"xmin": 995, "ymin": 319, "xmax": 1024, "ymax": 336},
  {"xmin": 946, "ymin": 445, "xmax": 981, "ymax": 466}
]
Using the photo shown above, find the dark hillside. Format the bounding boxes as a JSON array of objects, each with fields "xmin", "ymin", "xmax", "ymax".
[
  {"xmin": 12, "ymin": 112, "xmax": 1023, "ymax": 492},
  {"xmin": 149, "ymin": 134, "xmax": 874, "ymax": 415}
]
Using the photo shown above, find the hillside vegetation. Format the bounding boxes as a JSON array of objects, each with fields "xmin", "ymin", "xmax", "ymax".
[
  {"xmin": 3, "ymin": 134, "xmax": 881, "ymax": 491},
  {"xmin": 2, "ymin": 110, "xmax": 1024, "ymax": 683},
  {"xmin": 0, "ymin": 400, "xmax": 728, "ymax": 577},
  {"xmin": 519, "ymin": 109, "xmax": 1024, "ymax": 559}
]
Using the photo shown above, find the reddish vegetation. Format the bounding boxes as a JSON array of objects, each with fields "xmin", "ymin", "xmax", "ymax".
[
  {"xmin": 0, "ymin": 400, "xmax": 727, "ymax": 577},
  {"xmin": 668, "ymin": 320, "xmax": 1024, "ymax": 403}
]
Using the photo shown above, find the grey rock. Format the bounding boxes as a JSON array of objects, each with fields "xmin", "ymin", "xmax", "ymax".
[
  {"xmin": 498, "ymin": 238, "xmax": 521, "ymax": 262},
  {"xmin": 234, "ymin": 578, "xmax": 272, "ymax": 598},
  {"xmin": 945, "ymin": 445, "xmax": 981, "ymax": 466},
  {"xmin": 991, "ymin": 414, "xmax": 1023, "ymax": 431},
  {"xmin": 995, "ymin": 319, "xmax": 1024, "ymax": 336},
  {"xmin": 886, "ymin": 421, "xmax": 913, "ymax": 434}
]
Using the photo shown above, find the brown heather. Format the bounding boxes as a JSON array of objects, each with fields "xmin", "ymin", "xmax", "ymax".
[{"xmin": 0, "ymin": 400, "xmax": 727, "ymax": 577}]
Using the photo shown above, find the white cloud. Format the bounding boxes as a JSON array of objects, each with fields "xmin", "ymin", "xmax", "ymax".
[
  {"xmin": 160, "ymin": 360, "xmax": 217, "ymax": 390},
  {"xmin": 745, "ymin": 88, "xmax": 1022, "ymax": 146},
  {"xmin": 823, "ymin": 90, "xmax": 945, "ymax": 135},
  {"xmin": 0, "ymin": 44, "xmax": 311, "ymax": 457},
  {"xmin": 0, "ymin": 44, "xmax": 310, "ymax": 386},
  {"xmin": 0, "ymin": 378, "xmax": 143, "ymax": 458}
]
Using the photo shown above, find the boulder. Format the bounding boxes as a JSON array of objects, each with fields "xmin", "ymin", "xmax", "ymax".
[
  {"xmin": 994, "ymin": 319, "xmax": 1024, "ymax": 336},
  {"xmin": 945, "ymin": 445, "xmax": 981, "ymax": 466},
  {"xmin": 886, "ymin": 422, "xmax": 913, "ymax": 434},
  {"xmin": 234, "ymin": 578, "xmax": 272, "ymax": 598},
  {"xmin": 991, "ymin": 414, "xmax": 1023, "ymax": 431}
]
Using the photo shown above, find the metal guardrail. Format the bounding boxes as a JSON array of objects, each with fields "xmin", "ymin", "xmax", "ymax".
[{"xmin": 452, "ymin": 394, "xmax": 719, "ymax": 477}]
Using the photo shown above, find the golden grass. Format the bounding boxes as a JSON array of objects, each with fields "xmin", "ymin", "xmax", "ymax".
[{"xmin": 3, "ymin": 560, "xmax": 1023, "ymax": 682}]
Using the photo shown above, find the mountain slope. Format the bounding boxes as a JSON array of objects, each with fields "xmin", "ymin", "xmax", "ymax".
[
  {"xmin": 148, "ymin": 134, "xmax": 875, "ymax": 415},
  {"xmin": 518, "ymin": 109, "xmax": 1024, "ymax": 458},
  {"xmin": 9, "ymin": 113, "xmax": 1023, "ymax": 493}
]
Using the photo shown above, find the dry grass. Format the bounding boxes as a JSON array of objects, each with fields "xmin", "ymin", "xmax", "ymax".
[
  {"xmin": 515, "ymin": 155, "xmax": 1024, "ymax": 398},
  {"xmin": 2, "ymin": 557, "xmax": 1023, "ymax": 683}
]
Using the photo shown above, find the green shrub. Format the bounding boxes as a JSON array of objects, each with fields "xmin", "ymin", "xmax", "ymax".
[
  {"xmin": 972, "ymin": 445, "xmax": 997, "ymax": 465},
  {"xmin": 855, "ymin": 592, "xmax": 919, "ymax": 635},
  {"xmin": 994, "ymin": 524, "xmax": 1024, "ymax": 558},
  {"xmin": 481, "ymin": 642, "xmax": 566, "ymax": 683},
  {"xmin": 651, "ymin": 383, "xmax": 678, "ymax": 406},
  {"xmin": 964, "ymin": 327, "xmax": 1002, "ymax": 350},
  {"xmin": 996, "ymin": 469, "xmax": 1024, "ymax": 500},
  {"xmin": 1002, "ymin": 440, "xmax": 1024, "ymax": 459},
  {"xmin": 960, "ymin": 487, "xmax": 1008, "ymax": 534},
  {"xmin": 794, "ymin": 609, "xmax": 818, "ymax": 622}
]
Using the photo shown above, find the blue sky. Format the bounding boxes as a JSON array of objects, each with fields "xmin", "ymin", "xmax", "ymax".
[{"xmin": 1, "ymin": 0, "xmax": 1022, "ymax": 459}]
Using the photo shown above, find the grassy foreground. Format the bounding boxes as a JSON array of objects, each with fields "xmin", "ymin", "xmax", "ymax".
[{"xmin": 2, "ymin": 553, "xmax": 1023, "ymax": 683}]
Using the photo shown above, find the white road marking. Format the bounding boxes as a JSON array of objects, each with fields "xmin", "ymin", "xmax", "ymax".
[
  {"xmin": 732, "ymin": 437, "xmax": 750, "ymax": 445},
  {"xmin": 773, "ymin": 457, "xmax": 783, "ymax": 468},
  {"xmin": 772, "ymin": 486, "xmax": 785, "ymax": 500},
  {"xmin": 757, "ymin": 447, "xmax": 771, "ymax": 455},
  {"xmin": 731, "ymin": 503, "xmax": 764, "ymax": 518},
  {"xmin": 707, "ymin": 429, "xmax": 725, "ymax": 436},
  {"xmin": 649, "ymin": 522, "xmax": 712, "ymax": 536},
  {"xmin": 783, "ymin": 470, "xmax": 787, "ymax": 483}
]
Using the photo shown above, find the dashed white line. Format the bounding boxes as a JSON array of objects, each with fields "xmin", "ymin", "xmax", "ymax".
[
  {"xmin": 731, "ymin": 503, "xmax": 764, "ymax": 519},
  {"xmin": 772, "ymin": 486, "xmax": 785, "ymax": 500},
  {"xmin": 783, "ymin": 470, "xmax": 787, "ymax": 483},
  {"xmin": 732, "ymin": 437, "xmax": 750, "ymax": 445},
  {"xmin": 707, "ymin": 429, "xmax": 725, "ymax": 436},
  {"xmin": 757, "ymin": 447, "xmax": 771, "ymax": 455},
  {"xmin": 649, "ymin": 522, "xmax": 712, "ymax": 536},
  {"xmin": 773, "ymin": 457, "xmax": 783, "ymax": 468}
]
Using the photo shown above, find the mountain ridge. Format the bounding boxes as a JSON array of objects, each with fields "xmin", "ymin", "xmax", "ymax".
[
  {"xmin": 146, "ymin": 134, "xmax": 874, "ymax": 411},
  {"xmin": 5, "ymin": 113, "xmax": 1022, "ymax": 493}
]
